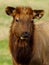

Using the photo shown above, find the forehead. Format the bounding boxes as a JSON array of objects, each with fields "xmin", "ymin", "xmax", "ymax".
[
  {"xmin": 15, "ymin": 7, "xmax": 33, "ymax": 14},
  {"xmin": 15, "ymin": 7, "xmax": 33, "ymax": 19}
]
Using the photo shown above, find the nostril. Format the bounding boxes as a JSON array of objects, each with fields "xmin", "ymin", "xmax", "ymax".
[
  {"xmin": 23, "ymin": 32, "xmax": 29, "ymax": 37},
  {"xmin": 24, "ymin": 32, "xmax": 29, "ymax": 35},
  {"xmin": 24, "ymin": 32, "xmax": 28, "ymax": 34},
  {"xmin": 24, "ymin": 34, "xmax": 28, "ymax": 38},
  {"xmin": 21, "ymin": 32, "xmax": 30, "ymax": 38}
]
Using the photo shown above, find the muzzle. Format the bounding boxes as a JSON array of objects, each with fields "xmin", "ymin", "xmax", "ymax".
[{"xmin": 20, "ymin": 32, "xmax": 31, "ymax": 40}]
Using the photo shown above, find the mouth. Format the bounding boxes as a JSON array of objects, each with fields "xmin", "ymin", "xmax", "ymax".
[{"xmin": 20, "ymin": 36, "xmax": 30, "ymax": 40}]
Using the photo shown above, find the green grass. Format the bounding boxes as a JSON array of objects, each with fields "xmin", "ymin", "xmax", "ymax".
[{"xmin": 0, "ymin": 39, "xmax": 12, "ymax": 65}]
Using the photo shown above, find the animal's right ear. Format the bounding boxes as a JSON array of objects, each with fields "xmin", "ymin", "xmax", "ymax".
[{"xmin": 5, "ymin": 6, "xmax": 15, "ymax": 16}]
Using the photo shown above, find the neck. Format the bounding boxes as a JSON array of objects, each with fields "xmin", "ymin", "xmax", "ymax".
[{"xmin": 9, "ymin": 31, "xmax": 34, "ymax": 65}]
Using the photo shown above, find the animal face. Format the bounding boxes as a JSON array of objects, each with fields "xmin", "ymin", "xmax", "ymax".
[
  {"xmin": 5, "ymin": 6, "xmax": 44, "ymax": 40},
  {"xmin": 5, "ymin": 6, "xmax": 44, "ymax": 65},
  {"xmin": 11, "ymin": 12, "xmax": 33, "ymax": 40}
]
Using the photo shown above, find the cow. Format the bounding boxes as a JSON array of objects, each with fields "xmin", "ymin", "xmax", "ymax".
[{"xmin": 5, "ymin": 6, "xmax": 49, "ymax": 65}]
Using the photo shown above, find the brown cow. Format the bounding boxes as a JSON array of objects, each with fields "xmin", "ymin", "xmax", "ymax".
[{"xmin": 5, "ymin": 6, "xmax": 48, "ymax": 65}]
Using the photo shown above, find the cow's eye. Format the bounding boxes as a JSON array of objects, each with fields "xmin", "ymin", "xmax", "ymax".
[{"xmin": 16, "ymin": 18, "xmax": 19, "ymax": 22}]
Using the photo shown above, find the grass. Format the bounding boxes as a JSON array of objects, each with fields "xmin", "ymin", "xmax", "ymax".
[{"xmin": 0, "ymin": 39, "xmax": 12, "ymax": 65}]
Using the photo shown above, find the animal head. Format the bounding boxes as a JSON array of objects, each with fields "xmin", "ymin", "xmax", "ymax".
[{"xmin": 5, "ymin": 6, "xmax": 44, "ymax": 40}]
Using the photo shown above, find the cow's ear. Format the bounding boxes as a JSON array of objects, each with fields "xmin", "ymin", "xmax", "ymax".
[
  {"xmin": 5, "ymin": 6, "xmax": 15, "ymax": 16},
  {"xmin": 33, "ymin": 10, "xmax": 44, "ymax": 19}
]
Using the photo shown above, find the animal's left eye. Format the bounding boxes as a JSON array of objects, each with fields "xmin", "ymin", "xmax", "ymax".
[{"xmin": 16, "ymin": 18, "xmax": 19, "ymax": 22}]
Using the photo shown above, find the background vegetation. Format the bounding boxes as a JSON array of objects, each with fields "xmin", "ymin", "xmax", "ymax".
[{"xmin": 0, "ymin": 0, "xmax": 49, "ymax": 65}]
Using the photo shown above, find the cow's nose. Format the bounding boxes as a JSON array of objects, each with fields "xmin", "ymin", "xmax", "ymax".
[{"xmin": 20, "ymin": 32, "xmax": 30, "ymax": 39}]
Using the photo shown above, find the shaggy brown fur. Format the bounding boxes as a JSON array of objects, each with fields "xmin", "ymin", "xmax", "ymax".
[{"xmin": 5, "ymin": 6, "xmax": 45, "ymax": 65}]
